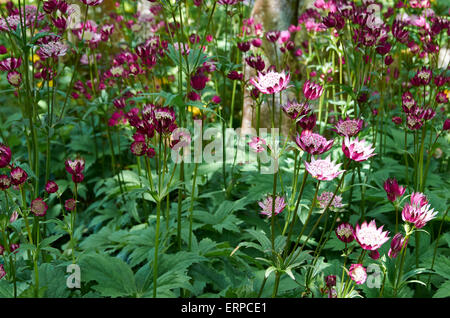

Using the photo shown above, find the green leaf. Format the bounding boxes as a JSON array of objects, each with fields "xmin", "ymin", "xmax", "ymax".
[
  {"xmin": 79, "ymin": 253, "xmax": 137, "ymax": 297},
  {"xmin": 434, "ymin": 281, "xmax": 450, "ymax": 298},
  {"xmin": 35, "ymin": 263, "xmax": 71, "ymax": 298}
]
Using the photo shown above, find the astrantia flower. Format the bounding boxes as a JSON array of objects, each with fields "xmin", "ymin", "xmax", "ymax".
[
  {"xmin": 282, "ymin": 99, "xmax": 310, "ymax": 120},
  {"xmin": 31, "ymin": 198, "xmax": 48, "ymax": 217},
  {"xmin": 65, "ymin": 158, "xmax": 85, "ymax": 175},
  {"xmin": 369, "ymin": 250, "xmax": 380, "ymax": 260},
  {"xmin": 342, "ymin": 136, "xmax": 376, "ymax": 162},
  {"xmin": 10, "ymin": 244, "xmax": 19, "ymax": 253},
  {"xmin": 80, "ymin": 0, "xmax": 104, "ymax": 6},
  {"xmin": 0, "ymin": 144, "xmax": 11, "ymax": 168},
  {"xmin": 318, "ymin": 191, "xmax": 343, "ymax": 210},
  {"xmin": 190, "ymin": 73, "xmax": 209, "ymax": 91},
  {"xmin": 443, "ymin": 119, "xmax": 450, "ymax": 131},
  {"xmin": 45, "ymin": 180, "xmax": 58, "ymax": 194},
  {"xmin": 249, "ymin": 70, "xmax": 291, "ymax": 95},
  {"xmin": 334, "ymin": 118, "xmax": 364, "ymax": 137},
  {"xmin": 0, "ymin": 264, "xmax": 5, "ymax": 280},
  {"xmin": 0, "ymin": 57, "xmax": 21, "ymax": 72},
  {"xmin": 10, "ymin": 167, "xmax": 28, "ymax": 186},
  {"xmin": 348, "ymin": 264, "xmax": 366, "ymax": 285},
  {"xmin": 436, "ymin": 92, "xmax": 448, "ymax": 104},
  {"xmin": 303, "ymin": 80, "xmax": 323, "ymax": 100},
  {"xmin": 0, "ymin": 174, "xmax": 11, "ymax": 190},
  {"xmin": 388, "ymin": 233, "xmax": 407, "ymax": 258},
  {"xmin": 7, "ymin": 71, "xmax": 22, "ymax": 87},
  {"xmin": 37, "ymin": 40, "xmax": 67, "ymax": 59},
  {"xmin": 383, "ymin": 178, "xmax": 405, "ymax": 202},
  {"xmin": 354, "ymin": 219, "xmax": 390, "ymax": 251},
  {"xmin": 402, "ymin": 91, "xmax": 417, "ymax": 113},
  {"xmin": 245, "ymin": 54, "xmax": 265, "ymax": 72},
  {"xmin": 64, "ymin": 198, "xmax": 76, "ymax": 211},
  {"xmin": 402, "ymin": 195, "xmax": 437, "ymax": 229},
  {"xmin": 335, "ymin": 223, "xmax": 354, "ymax": 243},
  {"xmin": 248, "ymin": 137, "xmax": 266, "ymax": 153},
  {"xmin": 153, "ymin": 107, "xmax": 177, "ymax": 135},
  {"xmin": 297, "ymin": 113, "xmax": 317, "ymax": 130},
  {"xmin": 217, "ymin": 0, "xmax": 239, "ymax": 5},
  {"xmin": 406, "ymin": 113, "xmax": 424, "ymax": 130},
  {"xmin": 305, "ymin": 155, "xmax": 345, "ymax": 181},
  {"xmin": 296, "ymin": 130, "xmax": 334, "ymax": 155},
  {"xmin": 130, "ymin": 141, "xmax": 147, "ymax": 156},
  {"xmin": 325, "ymin": 275, "xmax": 336, "ymax": 288},
  {"xmin": 411, "ymin": 67, "xmax": 432, "ymax": 86},
  {"xmin": 72, "ymin": 173, "xmax": 84, "ymax": 183},
  {"xmin": 258, "ymin": 195, "xmax": 286, "ymax": 218}
]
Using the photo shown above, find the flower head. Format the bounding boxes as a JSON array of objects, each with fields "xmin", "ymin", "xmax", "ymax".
[
  {"xmin": 45, "ymin": 180, "xmax": 59, "ymax": 194},
  {"xmin": 325, "ymin": 275, "xmax": 336, "ymax": 288},
  {"xmin": 303, "ymin": 80, "xmax": 324, "ymax": 100},
  {"xmin": 31, "ymin": 198, "xmax": 48, "ymax": 217},
  {"xmin": 153, "ymin": 107, "xmax": 177, "ymax": 135},
  {"xmin": 282, "ymin": 99, "xmax": 310, "ymax": 120},
  {"xmin": 64, "ymin": 198, "xmax": 77, "ymax": 211},
  {"xmin": 0, "ymin": 174, "xmax": 11, "ymax": 190},
  {"xmin": 296, "ymin": 130, "xmax": 334, "ymax": 155},
  {"xmin": 335, "ymin": 223, "xmax": 354, "ymax": 243},
  {"xmin": 258, "ymin": 195, "xmax": 286, "ymax": 218},
  {"xmin": 80, "ymin": 0, "xmax": 104, "ymax": 6},
  {"xmin": 354, "ymin": 219, "xmax": 390, "ymax": 251},
  {"xmin": 349, "ymin": 264, "xmax": 367, "ymax": 285},
  {"xmin": 37, "ymin": 40, "xmax": 67, "ymax": 59},
  {"xmin": 249, "ymin": 70, "xmax": 291, "ymax": 95},
  {"xmin": 334, "ymin": 118, "xmax": 364, "ymax": 137},
  {"xmin": 411, "ymin": 67, "xmax": 432, "ymax": 86},
  {"xmin": 10, "ymin": 167, "xmax": 28, "ymax": 186},
  {"xmin": 388, "ymin": 233, "xmax": 408, "ymax": 258},
  {"xmin": 0, "ymin": 264, "xmax": 5, "ymax": 280},
  {"xmin": 0, "ymin": 144, "xmax": 11, "ymax": 168},
  {"xmin": 305, "ymin": 155, "xmax": 345, "ymax": 181},
  {"xmin": 248, "ymin": 137, "xmax": 267, "ymax": 153},
  {"xmin": 402, "ymin": 193, "xmax": 437, "ymax": 229},
  {"xmin": 318, "ymin": 191, "xmax": 343, "ymax": 210},
  {"xmin": 383, "ymin": 178, "xmax": 406, "ymax": 202},
  {"xmin": 65, "ymin": 158, "xmax": 85, "ymax": 175},
  {"xmin": 342, "ymin": 136, "xmax": 376, "ymax": 162},
  {"xmin": 297, "ymin": 113, "xmax": 317, "ymax": 130}
]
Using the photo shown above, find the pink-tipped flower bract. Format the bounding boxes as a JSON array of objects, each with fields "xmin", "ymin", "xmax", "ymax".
[
  {"xmin": 31, "ymin": 198, "xmax": 48, "ymax": 217},
  {"xmin": 383, "ymin": 178, "xmax": 406, "ymax": 202},
  {"xmin": 10, "ymin": 167, "xmax": 28, "ymax": 186},
  {"xmin": 318, "ymin": 191, "xmax": 344, "ymax": 210},
  {"xmin": 334, "ymin": 118, "xmax": 364, "ymax": 137},
  {"xmin": 248, "ymin": 137, "xmax": 267, "ymax": 153},
  {"xmin": 342, "ymin": 136, "xmax": 376, "ymax": 162},
  {"xmin": 296, "ymin": 130, "xmax": 334, "ymax": 155},
  {"xmin": 249, "ymin": 70, "xmax": 291, "ymax": 95},
  {"xmin": 402, "ymin": 192, "xmax": 438, "ymax": 229},
  {"xmin": 305, "ymin": 155, "xmax": 345, "ymax": 181},
  {"xmin": 354, "ymin": 219, "xmax": 390, "ymax": 251},
  {"xmin": 335, "ymin": 223, "xmax": 354, "ymax": 243},
  {"xmin": 388, "ymin": 233, "xmax": 408, "ymax": 258},
  {"xmin": 303, "ymin": 80, "xmax": 324, "ymax": 100},
  {"xmin": 0, "ymin": 144, "xmax": 11, "ymax": 168},
  {"xmin": 258, "ymin": 195, "xmax": 286, "ymax": 218},
  {"xmin": 348, "ymin": 264, "xmax": 367, "ymax": 285}
]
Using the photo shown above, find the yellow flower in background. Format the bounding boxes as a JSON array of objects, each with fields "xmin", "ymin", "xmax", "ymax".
[
  {"xmin": 30, "ymin": 54, "xmax": 40, "ymax": 63},
  {"xmin": 36, "ymin": 80, "xmax": 53, "ymax": 89},
  {"xmin": 188, "ymin": 106, "xmax": 201, "ymax": 117}
]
